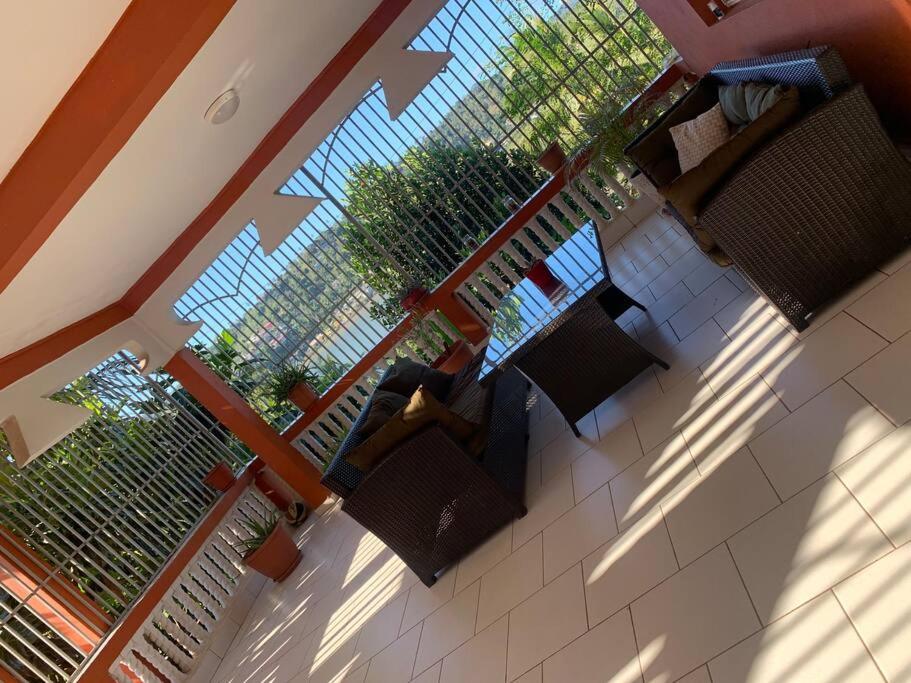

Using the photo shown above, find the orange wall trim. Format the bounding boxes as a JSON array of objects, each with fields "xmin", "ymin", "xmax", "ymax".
[
  {"xmin": 0, "ymin": 0, "xmax": 418, "ymax": 391},
  {"xmin": 75, "ymin": 463, "xmax": 257, "ymax": 683},
  {"xmin": 121, "ymin": 0, "xmax": 416, "ymax": 314},
  {"xmin": 165, "ymin": 349, "xmax": 328, "ymax": 508},
  {"xmin": 0, "ymin": 0, "xmax": 236, "ymax": 297},
  {"xmin": 0, "ymin": 303, "xmax": 130, "ymax": 390}
]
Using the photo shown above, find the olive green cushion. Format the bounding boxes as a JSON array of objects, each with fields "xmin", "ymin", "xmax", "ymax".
[
  {"xmin": 660, "ymin": 87, "xmax": 801, "ymax": 226},
  {"xmin": 345, "ymin": 386, "xmax": 482, "ymax": 472}
]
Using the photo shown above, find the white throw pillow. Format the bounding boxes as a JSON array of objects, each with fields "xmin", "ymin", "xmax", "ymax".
[{"xmin": 669, "ymin": 102, "xmax": 731, "ymax": 173}]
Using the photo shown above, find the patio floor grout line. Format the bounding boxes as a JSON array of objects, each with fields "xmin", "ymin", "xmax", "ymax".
[{"xmin": 830, "ymin": 588, "xmax": 890, "ymax": 683}]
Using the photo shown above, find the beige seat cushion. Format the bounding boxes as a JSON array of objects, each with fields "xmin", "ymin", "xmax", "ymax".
[
  {"xmin": 345, "ymin": 386, "xmax": 482, "ymax": 472},
  {"xmin": 661, "ymin": 87, "xmax": 802, "ymax": 226},
  {"xmin": 669, "ymin": 102, "xmax": 731, "ymax": 173}
]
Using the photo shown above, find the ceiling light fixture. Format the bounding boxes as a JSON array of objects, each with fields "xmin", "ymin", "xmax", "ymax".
[{"xmin": 205, "ymin": 89, "xmax": 240, "ymax": 124}]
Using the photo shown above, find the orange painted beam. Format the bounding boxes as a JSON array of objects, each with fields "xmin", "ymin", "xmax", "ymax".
[
  {"xmin": 0, "ymin": 303, "xmax": 130, "ymax": 390},
  {"xmin": 165, "ymin": 349, "xmax": 327, "ymax": 507},
  {"xmin": 76, "ymin": 463, "xmax": 257, "ymax": 683},
  {"xmin": 0, "ymin": 0, "xmax": 236, "ymax": 296},
  {"xmin": 0, "ymin": 530, "xmax": 109, "ymax": 638},
  {"xmin": 121, "ymin": 0, "xmax": 416, "ymax": 314}
]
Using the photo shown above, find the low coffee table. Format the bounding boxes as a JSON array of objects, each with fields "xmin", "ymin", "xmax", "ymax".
[{"xmin": 478, "ymin": 225, "xmax": 669, "ymax": 436}]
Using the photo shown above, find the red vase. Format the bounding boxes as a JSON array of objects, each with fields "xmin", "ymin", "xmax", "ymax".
[
  {"xmin": 526, "ymin": 260, "xmax": 566, "ymax": 300},
  {"xmin": 400, "ymin": 287, "xmax": 429, "ymax": 312},
  {"xmin": 202, "ymin": 462, "xmax": 235, "ymax": 492}
]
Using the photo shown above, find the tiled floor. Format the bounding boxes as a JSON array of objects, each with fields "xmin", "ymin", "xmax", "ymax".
[{"xmin": 211, "ymin": 211, "xmax": 911, "ymax": 683}]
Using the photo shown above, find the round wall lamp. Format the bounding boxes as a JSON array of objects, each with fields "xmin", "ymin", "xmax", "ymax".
[{"xmin": 205, "ymin": 89, "xmax": 240, "ymax": 124}]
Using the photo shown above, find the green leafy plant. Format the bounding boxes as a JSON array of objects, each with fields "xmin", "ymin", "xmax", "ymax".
[
  {"xmin": 233, "ymin": 512, "xmax": 280, "ymax": 558},
  {"xmin": 267, "ymin": 363, "xmax": 318, "ymax": 405}
]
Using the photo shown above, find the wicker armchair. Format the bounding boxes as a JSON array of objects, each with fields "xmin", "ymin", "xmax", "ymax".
[
  {"xmin": 321, "ymin": 353, "xmax": 529, "ymax": 587},
  {"xmin": 626, "ymin": 47, "xmax": 911, "ymax": 331}
]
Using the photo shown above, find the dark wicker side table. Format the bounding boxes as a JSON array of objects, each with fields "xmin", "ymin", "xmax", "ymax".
[{"xmin": 479, "ymin": 227, "xmax": 668, "ymax": 436}]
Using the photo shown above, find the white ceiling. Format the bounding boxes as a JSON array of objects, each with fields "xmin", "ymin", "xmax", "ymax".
[
  {"xmin": 0, "ymin": 0, "xmax": 382, "ymax": 358},
  {"xmin": 0, "ymin": 0, "xmax": 129, "ymax": 181}
]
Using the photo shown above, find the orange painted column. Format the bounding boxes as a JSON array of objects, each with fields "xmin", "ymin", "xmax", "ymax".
[
  {"xmin": 431, "ymin": 292, "xmax": 490, "ymax": 346},
  {"xmin": 165, "ymin": 349, "xmax": 328, "ymax": 508}
]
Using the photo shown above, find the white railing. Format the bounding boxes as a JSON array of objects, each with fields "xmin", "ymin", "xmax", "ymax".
[{"xmin": 108, "ymin": 488, "xmax": 275, "ymax": 683}]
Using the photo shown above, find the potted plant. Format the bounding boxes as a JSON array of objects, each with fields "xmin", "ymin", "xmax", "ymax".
[
  {"xmin": 431, "ymin": 340, "xmax": 475, "ymax": 374},
  {"xmin": 267, "ymin": 362, "xmax": 319, "ymax": 412},
  {"xmin": 202, "ymin": 461, "xmax": 235, "ymax": 492},
  {"xmin": 536, "ymin": 140, "xmax": 567, "ymax": 174},
  {"xmin": 233, "ymin": 512, "xmax": 301, "ymax": 582}
]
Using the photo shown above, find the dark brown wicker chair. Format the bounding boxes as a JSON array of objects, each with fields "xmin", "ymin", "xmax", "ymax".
[
  {"xmin": 321, "ymin": 352, "xmax": 528, "ymax": 587},
  {"xmin": 626, "ymin": 46, "xmax": 911, "ymax": 331}
]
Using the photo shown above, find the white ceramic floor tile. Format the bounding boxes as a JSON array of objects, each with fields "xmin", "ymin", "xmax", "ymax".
[
  {"xmin": 631, "ymin": 545, "xmax": 760, "ymax": 683},
  {"xmin": 572, "ymin": 419, "xmax": 643, "ymax": 503},
  {"xmin": 343, "ymin": 664, "xmax": 369, "ymax": 683},
  {"xmin": 712, "ymin": 288, "xmax": 770, "ymax": 336},
  {"xmin": 837, "ymin": 423, "xmax": 911, "ymax": 546},
  {"xmin": 400, "ymin": 565, "xmax": 457, "ymax": 636},
  {"xmin": 677, "ymin": 666, "xmax": 711, "ymax": 683},
  {"xmin": 761, "ymin": 313, "xmax": 887, "ymax": 411},
  {"xmin": 541, "ymin": 608, "xmax": 641, "ymax": 683},
  {"xmin": 439, "ymin": 616, "xmax": 508, "ymax": 683},
  {"xmin": 410, "ymin": 662, "xmax": 441, "ymax": 683},
  {"xmin": 834, "ymin": 544, "xmax": 911, "ymax": 683},
  {"xmin": 846, "ymin": 331, "xmax": 911, "ymax": 425},
  {"xmin": 669, "ymin": 276, "xmax": 741, "ymax": 340},
  {"xmin": 610, "ymin": 433, "xmax": 699, "ymax": 530},
  {"xmin": 356, "ymin": 592, "xmax": 409, "ymax": 661},
  {"xmin": 364, "ymin": 624, "xmax": 421, "ymax": 683},
  {"xmin": 846, "ymin": 263, "xmax": 911, "ymax": 341},
  {"xmin": 649, "ymin": 247, "xmax": 706, "ymax": 300},
  {"xmin": 682, "ymin": 258, "xmax": 729, "ymax": 296},
  {"xmin": 528, "ymin": 409, "xmax": 566, "ymax": 454},
  {"xmin": 512, "ymin": 665, "xmax": 542, "ymax": 683},
  {"xmin": 632, "ymin": 370, "xmax": 715, "ymax": 454},
  {"xmin": 633, "ymin": 281, "xmax": 695, "ymax": 337},
  {"xmin": 513, "ymin": 467, "xmax": 575, "ymax": 549},
  {"xmin": 506, "ymin": 565, "xmax": 588, "ymax": 682},
  {"xmin": 748, "ymin": 381, "xmax": 894, "ymax": 500},
  {"xmin": 540, "ymin": 425, "xmax": 599, "ymax": 483},
  {"xmin": 477, "ymin": 535, "xmax": 543, "ymax": 631},
  {"xmin": 708, "ymin": 593, "xmax": 881, "ymax": 683},
  {"xmin": 681, "ymin": 374, "xmax": 789, "ymax": 473},
  {"xmin": 453, "ymin": 525, "xmax": 512, "ymax": 595},
  {"xmin": 594, "ymin": 369, "xmax": 663, "ymax": 437},
  {"xmin": 648, "ymin": 318, "xmax": 729, "ymax": 391},
  {"xmin": 792, "ymin": 270, "xmax": 887, "ymax": 340},
  {"xmin": 701, "ymin": 311, "xmax": 798, "ymax": 398},
  {"xmin": 543, "ymin": 483, "xmax": 618, "ymax": 583},
  {"xmin": 663, "ymin": 448, "xmax": 780, "ymax": 567},
  {"xmin": 413, "ymin": 581, "xmax": 481, "ymax": 676},
  {"xmin": 728, "ymin": 474, "xmax": 892, "ymax": 624},
  {"xmin": 582, "ymin": 510, "xmax": 678, "ymax": 628}
]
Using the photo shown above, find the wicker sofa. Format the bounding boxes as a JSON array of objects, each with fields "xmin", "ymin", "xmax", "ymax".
[
  {"xmin": 321, "ymin": 352, "xmax": 529, "ymax": 587},
  {"xmin": 626, "ymin": 46, "xmax": 911, "ymax": 331}
]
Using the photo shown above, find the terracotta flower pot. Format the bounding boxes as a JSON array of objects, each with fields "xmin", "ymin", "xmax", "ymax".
[
  {"xmin": 526, "ymin": 260, "xmax": 566, "ymax": 300},
  {"xmin": 400, "ymin": 286, "xmax": 429, "ymax": 312},
  {"xmin": 536, "ymin": 141, "xmax": 567, "ymax": 174},
  {"xmin": 243, "ymin": 524, "xmax": 302, "ymax": 582},
  {"xmin": 289, "ymin": 383, "xmax": 318, "ymax": 412},
  {"xmin": 202, "ymin": 462, "xmax": 235, "ymax": 492},
  {"xmin": 432, "ymin": 340, "xmax": 475, "ymax": 374}
]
